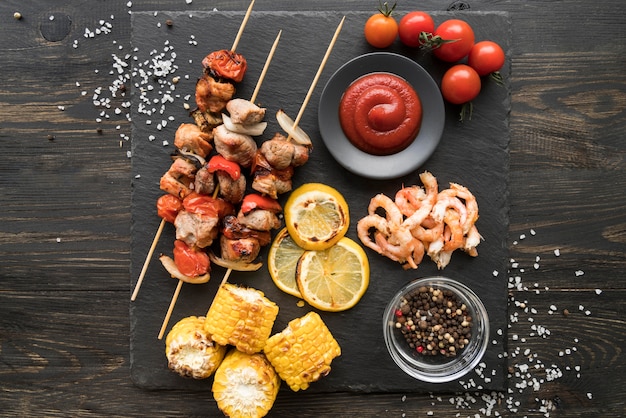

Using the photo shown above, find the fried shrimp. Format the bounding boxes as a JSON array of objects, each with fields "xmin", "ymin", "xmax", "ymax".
[{"xmin": 357, "ymin": 171, "xmax": 481, "ymax": 270}]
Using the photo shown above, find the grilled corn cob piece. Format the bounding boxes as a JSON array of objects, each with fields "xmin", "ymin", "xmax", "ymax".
[
  {"xmin": 165, "ymin": 316, "xmax": 227, "ymax": 379},
  {"xmin": 264, "ymin": 311, "xmax": 341, "ymax": 391},
  {"xmin": 204, "ymin": 284, "xmax": 279, "ymax": 354},
  {"xmin": 212, "ymin": 349, "xmax": 280, "ymax": 418}
]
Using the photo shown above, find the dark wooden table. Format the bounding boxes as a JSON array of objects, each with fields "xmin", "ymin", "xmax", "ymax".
[{"xmin": 1, "ymin": 0, "xmax": 625, "ymax": 416}]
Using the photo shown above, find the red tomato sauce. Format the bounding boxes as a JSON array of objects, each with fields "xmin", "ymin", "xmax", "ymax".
[{"xmin": 339, "ymin": 73, "xmax": 422, "ymax": 155}]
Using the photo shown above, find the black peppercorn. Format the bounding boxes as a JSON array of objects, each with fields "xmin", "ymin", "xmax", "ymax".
[{"xmin": 394, "ymin": 285, "xmax": 473, "ymax": 358}]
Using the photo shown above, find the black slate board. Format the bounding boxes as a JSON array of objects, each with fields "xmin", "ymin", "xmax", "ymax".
[{"xmin": 130, "ymin": 10, "xmax": 511, "ymax": 393}]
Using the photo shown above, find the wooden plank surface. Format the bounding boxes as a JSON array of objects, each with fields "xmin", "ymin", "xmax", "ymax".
[{"xmin": 1, "ymin": 0, "xmax": 626, "ymax": 416}]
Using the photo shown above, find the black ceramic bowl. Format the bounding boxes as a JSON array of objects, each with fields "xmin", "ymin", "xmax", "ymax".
[{"xmin": 318, "ymin": 52, "xmax": 445, "ymax": 180}]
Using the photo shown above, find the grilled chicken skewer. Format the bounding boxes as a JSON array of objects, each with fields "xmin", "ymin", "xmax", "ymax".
[
  {"xmin": 251, "ymin": 16, "xmax": 345, "ymax": 198},
  {"xmin": 158, "ymin": 29, "xmax": 281, "ymax": 340},
  {"xmin": 157, "ymin": 14, "xmax": 343, "ymax": 337},
  {"xmin": 132, "ymin": 0, "xmax": 258, "ymax": 303}
]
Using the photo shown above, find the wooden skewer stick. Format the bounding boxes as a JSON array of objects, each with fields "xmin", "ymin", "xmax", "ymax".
[
  {"xmin": 158, "ymin": 279, "xmax": 183, "ymax": 340},
  {"xmin": 250, "ymin": 30, "xmax": 281, "ymax": 104},
  {"xmin": 231, "ymin": 0, "xmax": 255, "ymax": 52},
  {"xmin": 131, "ymin": 218, "xmax": 165, "ymax": 301},
  {"xmin": 157, "ymin": 189, "xmax": 223, "ymax": 340},
  {"xmin": 287, "ymin": 16, "xmax": 345, "ymax": 140},
  {"xmin": 157, "ymin": 30, "xmax": 281, "ymax": 340},
  {"xmin": 203, "ymin": 268, "xmax": 234, "ymax": 315}
]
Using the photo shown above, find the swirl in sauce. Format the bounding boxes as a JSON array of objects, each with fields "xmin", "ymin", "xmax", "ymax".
[{"xmin": 339, "ymin": 72, "xmax": 422, "ymax": 156}]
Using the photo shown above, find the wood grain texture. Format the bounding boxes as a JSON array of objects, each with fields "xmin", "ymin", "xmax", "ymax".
[{"xmin": 1, "ymin": 0, "xmax": 625, "ymax": 416}]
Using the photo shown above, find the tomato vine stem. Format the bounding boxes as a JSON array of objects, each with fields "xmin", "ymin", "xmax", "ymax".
[{"xmin": 377, "ymin": 0, "xmax": 397, "ymax": 17}]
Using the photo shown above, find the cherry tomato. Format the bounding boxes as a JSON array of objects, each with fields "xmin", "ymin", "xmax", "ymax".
[
  {"xmin": 202, "ymin": 49, "xmax": 247, "ymax": 82},
  {"xmin": 364, "ymin": 2, "xmax": 398, "ymax": 48},
  {"xmin": 398, "ymin": 11, "xmax": 435, "ymax": 47},
  {"xmin": 441, "ymin": 64, "xmax": 481, "ymax": 105},
  {"xmin": 182, "ymin": 193, "xmax": 234, "ymax": 217},
  {"xmin": 173, "ymin": 240, "xmax": 210, "ymax": 277},
  {"xmin": 432, "ymin": 19, "xmax": 475, "ymax": 62},
  {"xmin": 156, "ymin": 194, "xmax": 182, "ymax": 224},
  {"xmin": 468, "ymin": 40, "xmax": 505, "ymax": 76}
]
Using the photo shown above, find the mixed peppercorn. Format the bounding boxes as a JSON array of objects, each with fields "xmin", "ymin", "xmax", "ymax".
[{"xmin": 394, "ymin": 285, "xmax": 473, "ymax": 357}]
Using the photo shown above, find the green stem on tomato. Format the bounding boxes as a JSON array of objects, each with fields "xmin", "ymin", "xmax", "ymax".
[
  {"xmin": 418, "ymin": 32, "xmax": 458, "ymax": 49},
  {"xmin": 377, "ymin": 0, "xmax": 397, "ymax": 17},
  {"xmin": 490, "ymin": 71, "xmax": 504, "ymax": 86},
  {"xmin": 459, "ymin": 102, "xmax": 473, "ymax": 122}
]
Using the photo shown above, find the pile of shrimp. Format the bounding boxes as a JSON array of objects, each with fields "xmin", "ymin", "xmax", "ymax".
[{"xmin": 357, "ymin": 171, "xmax": 482, "ymax": 270}]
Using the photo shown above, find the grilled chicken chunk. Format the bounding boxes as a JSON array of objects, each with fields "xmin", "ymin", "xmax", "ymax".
[
  {"xmin": 213, "ymin": 124, "xmax": 257, "ymax": 167},
  {"xmin": 259, "ymin": 132, "xmax": 310, "ymax": 170},
  {"xmin": 160, "ymin": 158, "xmax": 198, "ymax": 199},
  {"xmin": 216, "ymin": 171, "xmax": 246, "ymax": 204},
  {"xmin": 237, "ymin": 208, "xmax": 281, "ymax": 232},
  {"xmin": 222, "ymin": 215, "xmax": 272, "ymax": 247},
  {"xmin": 174, "ymin": 123, "xmax": 213, "ymax": 158},
  {"xmin": 218, "ymin": 235, "xmax": 261, "ymax": 263},
  {"xmin": 251, "ymin": 152, "xmax": 294, "ymax": 199},
  {"xmin": 226, "ymin": 98, "xmax": 266, "ymax": 125},
  {"xmin": 193, "ymin": 166, "xmax": 216, "ymax": 196},
  {"xmin": 195, "ymin": 74, "xmax": 235, "ymax": 114},
  {"xmin": 175, "ymin": 210, "xmax": 220, "ymax": 248}
]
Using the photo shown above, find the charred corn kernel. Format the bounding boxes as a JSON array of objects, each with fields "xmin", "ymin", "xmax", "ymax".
[
  {"xmin": 204, "ymin": 284, "xmax": 279, "ymax": 354},
  {"xmin": 165, "ymin": 316, "xmax": 227, "ymax": 379},
  {"xmin": 264, "ymin": 311, "xmax": 341, "ymax": 391},
  {"xmin": 212, "ymin": 349, "xmax": 280, "ymax": 418}
]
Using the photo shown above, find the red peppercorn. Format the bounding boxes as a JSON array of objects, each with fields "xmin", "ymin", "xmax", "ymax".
[
  {"xmin": 395, "ymin": 309, "xmax": 403, "ymax": 317},
  {"xmin": 417, "ymin": 345, "xmax": 424, "ymax": 353}
]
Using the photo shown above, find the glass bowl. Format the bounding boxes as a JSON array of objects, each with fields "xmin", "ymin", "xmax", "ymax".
[{"xmin": 383, "ymin": 276, "xmax": 489, "ymax": 383}]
